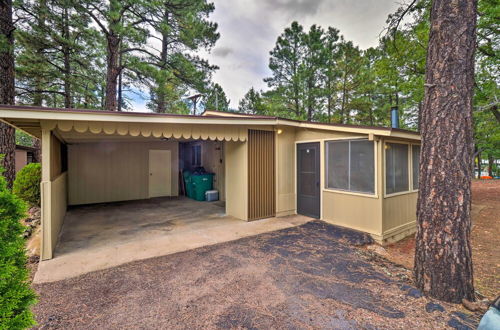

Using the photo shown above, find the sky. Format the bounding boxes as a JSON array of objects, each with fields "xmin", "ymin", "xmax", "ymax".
[{"xmin": 130, "ymin": 0, "xmax": 402, "ymax": 112}]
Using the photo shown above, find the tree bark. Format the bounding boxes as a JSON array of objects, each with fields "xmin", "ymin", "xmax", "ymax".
[
  {"xmin": 104, "ymin": 33, "xmax": 120, "ymax": 111},
  {"xmin": 156, "ymin": 10, "xmax": 169, "ymax": 114},
  {"xmin": 0, "ymin": 0, "xmax": 16, "ymax": 187},
  {"xmin": 487, "ymin": 154, "xmax": 493, "ymax": 177},
  {"xmin": 477, "ymin": 151, "xmax": 481, "ymax": 178},
  {"xmin": 62, "ymin": 6, "xmax": 72, "ymax": 108},
  {"xmin": 414, "ymin": 0, "xmax": 477, "ymax": 303}
]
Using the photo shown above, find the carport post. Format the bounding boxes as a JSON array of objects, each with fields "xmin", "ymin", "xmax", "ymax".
[{"xmin": 40, "ymin": 127, "xmax": 53, "ymax": 260}]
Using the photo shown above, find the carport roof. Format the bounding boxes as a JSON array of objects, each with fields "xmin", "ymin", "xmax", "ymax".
[{"xmin": 0, "ymin": 104, "xmax": 420, "ymax": 141}]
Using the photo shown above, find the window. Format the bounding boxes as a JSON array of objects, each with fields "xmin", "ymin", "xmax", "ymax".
[
  {"xmin": 326, "ymin": 139, "xmax": 375, "ymax": 194},
  {"xmin": 412, "ymin": 145, "xmax": 420, "ymax": 190},
  {"xmin": 191, "ymin": 145, "xmax": 201, "ymax": 167},
  {"xmin": 385, "ymin": 143, "xmax": 409, "ymax": 194}
]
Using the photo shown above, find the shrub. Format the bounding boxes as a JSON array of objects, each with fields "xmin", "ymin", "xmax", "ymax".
[
  {"xmin": 0, "ymin": 162, "xmax": 37, "ymax": 328},
  {"xmin": 13, "ymin": 163, "xmax": 41, "ymax": 207}
]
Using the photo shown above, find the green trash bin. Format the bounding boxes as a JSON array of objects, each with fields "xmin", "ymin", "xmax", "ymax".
[
  {"xmin": 191, "ymin": 173, "xmax": 214, "ymax": 201},
  {"xmin": 183, "ymin": 171, "xmax": 194, "ymax": 199}
]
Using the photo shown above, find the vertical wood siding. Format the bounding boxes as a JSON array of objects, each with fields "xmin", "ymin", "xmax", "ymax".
[{"xmin": 248, "ymin": 129, "xmax": 276, "ymax": 220}]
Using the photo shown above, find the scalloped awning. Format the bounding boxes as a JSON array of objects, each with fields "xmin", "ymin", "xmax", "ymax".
[{"xmin": 45, "ymin": 120, "xmax": 249, "ymax": 142}]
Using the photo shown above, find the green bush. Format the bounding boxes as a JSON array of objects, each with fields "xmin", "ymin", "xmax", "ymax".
[
  {"xmin": 13, "ymin": 163, "xmax": 41, "ymax": 207},
  {"xmin": 0, "ymin": 163, "xmax": 37, "ymax": 328}
]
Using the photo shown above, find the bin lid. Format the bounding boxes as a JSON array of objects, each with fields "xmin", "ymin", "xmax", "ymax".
[{"xmin": 205, "ymin": 190, "xmax": 218, "ymax": 194}]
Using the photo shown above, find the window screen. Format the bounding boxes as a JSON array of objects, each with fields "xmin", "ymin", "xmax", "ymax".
[
  {"xmin": 385, "ymin": 143, "xmax": 409, "ymax": 194},
  {"xmin": 326, "ymin": 140, "xmax": 374, "ymax": 194},
  {"xmin": 191, "ymin": 145, "xmax": 201, "ymax": 166},
  {"xmin": 412, "ymin": 145, "xmax": 420, "ymax": 190}
]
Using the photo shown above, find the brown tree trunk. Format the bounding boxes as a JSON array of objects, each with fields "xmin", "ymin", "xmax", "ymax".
[
  {"xmin": 477, "ymin": 151, "xmax": 481, "ymax": 178},
  {"xmin": 487, "ymin": 154, "xmax": 493, "ymax": 177},
  {"xmin": 62, "ymin": 6, "xmax": 72, "ymax": 108},
  {"xmin": 0, "ymin": 0, "xmax": 16, "ymax": 187},
  {"xmin": 104, "ymin": 33, "xmax": 120, "ymax": 111},
  {"xmin": 32, "ymin": 139, "xmax": 41, "ymax": 163},
  {"xmin": 414, "ymin": 0, "xmax": 477, "ymax": 303},
  {"xmin": 157, "ymin": 11, "xmax": 169, "ymax": 114}
]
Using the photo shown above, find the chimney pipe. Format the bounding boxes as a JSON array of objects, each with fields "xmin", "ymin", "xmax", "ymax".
[{"xmin": 391, "ymin": 106, "xmax": 400, "ymax": 128}]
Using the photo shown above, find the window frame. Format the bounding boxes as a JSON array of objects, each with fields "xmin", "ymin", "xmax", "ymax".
[
  {"xmin": 410, "ymin": 143, "xmax": 420, "ymax": 192},
  {"xmin": 191, "ymin": 144, "xmax": 202, "ymax": 167},
  {"xmin": 384, "ymin": 140, "xmax": 420, "ymax": 198},
  {"xmin": 324, "ymin": 138, "xmax": 377, "ymax": 197}
]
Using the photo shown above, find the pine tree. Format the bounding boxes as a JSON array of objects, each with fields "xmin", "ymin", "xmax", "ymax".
[
  {"xmin": 414, "ymin": 0, "xmax": 477, "ymax": 303},
  {"xmin": 203, "ymin": 83, "xmax": 229, "ymax": 111},
  {"xmin": 299, "ymin": 24, "xmax": 325, "ymax": 121},
  {"xmin": 265, "ymin": 21, "xmax": 305, "ymax": 119},
  {"xmin": 75, "ymin": 0, "xmax": 150, "ymax": 111},
  {"xmin": 239, "ymin": 87, "xmax": 265, "ymax": 114},
  {"xmin": 0, "ymin": 0, "xmax": 16, "ymax": 187},
  {"xmin": 322, "ymin": 27, "xmax": 341, "ymax": 123},
  {"xmin": 141, "ymin": 0, "xmax": 219, "ymax": 113}
]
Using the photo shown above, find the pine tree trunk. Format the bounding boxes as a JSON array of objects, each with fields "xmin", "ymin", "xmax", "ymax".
[
  {"xmin": 477, "ymin": 152, "xmax": 481, "ymax": 178},
  {"xmin": 0, "ymin": 0, "xmax": 16, "ymax": 187},
  {"xmin": 62, "ymin": 6, "xmax": 72, "ymax": 108},
  {"xmin": 487, "ymin": 154, "xmax": 493, "ymax": 177},
  {"xmin": 32, "ymin": 139, "xmax": 41, "ymax": 163},
  {"xmin": 104, "ymin": 33, "xmax": 120, "ymax": 111},
  {"xmin": 414, "ymin": 0, "xmax": 477, "ymax": 303},
  {"xmin": 157, "ymin": 11, "xmax": 169, "ymax": 114}
]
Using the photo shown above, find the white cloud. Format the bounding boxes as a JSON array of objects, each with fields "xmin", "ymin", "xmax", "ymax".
[{"xmin": 131, "ymin": 0, "xmax": 401, "ymax": 111}]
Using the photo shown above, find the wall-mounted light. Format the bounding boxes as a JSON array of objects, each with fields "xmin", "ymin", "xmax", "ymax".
[{"xmin": 277, "ymin": 129, "xmax": 283, "ymax": 135}]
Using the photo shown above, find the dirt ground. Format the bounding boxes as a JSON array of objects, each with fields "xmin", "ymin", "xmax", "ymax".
[
  {"xmin": 32, "ymin": 221, "xmax": 481, "ymax": 329},
  {"xmin": 383, "ymin": 180, "xmax": 500, "ymax": 300}
]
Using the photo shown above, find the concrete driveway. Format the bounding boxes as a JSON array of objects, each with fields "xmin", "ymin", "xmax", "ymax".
[
  {"xmin": 32, "ymin": 221, "xmax": 479, "ymax": 329},
  {"xmin": 34, "ymin": 197, "xmax": 310, "ymax": 283}
]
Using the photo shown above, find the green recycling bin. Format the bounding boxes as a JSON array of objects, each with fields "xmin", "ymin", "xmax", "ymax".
[
  {"xmin": 191, "ymin": 173, "xmax": 214, "ymax": 201},
  {"xmin": 183, "ymin": 171, "xmax": 194, "ymax": 199}
]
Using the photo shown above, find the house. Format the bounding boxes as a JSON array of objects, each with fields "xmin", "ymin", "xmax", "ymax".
[
  {"xmin": 0, "ymin": 105, "xmax": 420, "ymax": 261},
  {"xmin": 15, "ymin": 144, "xmax": 37, "ymax": 172}
]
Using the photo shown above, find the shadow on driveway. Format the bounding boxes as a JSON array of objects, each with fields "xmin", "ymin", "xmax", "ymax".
[{"xmin": 33, "ymin": 221, "xmax": 478, "ymax": 329}]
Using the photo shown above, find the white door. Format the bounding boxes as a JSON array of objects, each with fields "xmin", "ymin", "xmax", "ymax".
[{"xmin": 149, "ymin": 150, "xmax": 171, "ymax": 198}]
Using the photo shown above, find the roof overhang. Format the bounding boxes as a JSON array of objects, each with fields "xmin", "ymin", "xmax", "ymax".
[{"xmin": 0, "ymin": 105, "xmax": 420, "ymax": 142}]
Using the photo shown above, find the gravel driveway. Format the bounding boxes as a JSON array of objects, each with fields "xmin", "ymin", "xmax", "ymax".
[{"xmin": 32, "ymin": 221, "xmax": 479, "ymax": 329}]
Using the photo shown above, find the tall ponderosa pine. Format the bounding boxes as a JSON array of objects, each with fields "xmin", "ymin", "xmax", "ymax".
[
  {"xmin": 76, "ymin": 0, "xmax": 149, "ymax": 111},
  {"xmin": 414, "ymin": 0, "xmax": 477, "ymax": 303},
  {"xmin": 142, "ymin": 0, "xmax": 219, "ymax": 113},
  {"xmin": 239, "ymin": 87, "xmax": 265, "ymax": 115},
  {"xmin": 300, "ymin": 24, "xmax": 325, "ymax": 121},
  {"xmin": 203, "ymin": 82, "xmax": 229, "ymax": 111},
  {"xmin": 322, "ymin": 27, "xmax": 341, "ymax": 123},
  {"xmin": 16, "ymin": 0, "xmax": 105, "ymax": 109},
  {"xmin": 0, "ymin": 0, "xmax": 16, "ymax": 187},
  {"xmin": 337, "ymin": 39, "xmax": 363, "ymax": 124},
  {"xmin": 265, "ymin": 21, "xmax": 304, "ymax": 119}
]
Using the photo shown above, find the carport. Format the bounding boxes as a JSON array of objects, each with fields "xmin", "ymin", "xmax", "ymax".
[{"xmin": 0, "ymin": 106, "xmax": 279, "ymax": 261}]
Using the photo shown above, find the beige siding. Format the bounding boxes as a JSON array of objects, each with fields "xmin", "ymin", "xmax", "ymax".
[
  {"xmin": 15, "ymin": 150, "xmax": 27, "ymax": 172},
  {"xmin": 201, "ymin": 140, "xmax": 225, "ymax": 201},
  {"xmin": 382, "ymin": 192, "xmax": 417, "ymax": 242},
  {"xmin": 50, "ymin": 134, "xmax": 62, "ymax": 179},
  {"xmin": 276, "ymin": 127, "xmax": 296, "ymax": 216},
  {"xmin": 225, "ymin": 140, "xmax": 248, "ymax": 220},
  {"xmin": 380, "ymin": 137, "xmax": 419, "ymax": 243},
  {"xmin": 295, "ymin": 128, "xmax": 362, "ymax": 141},
  {"xmin": 68, "ymin": 141, "xmax": 178, "ymax": 205},
  {"xmin": 41, "ymin": 131, "xmax": 68, "ymax": 260},
  {"xmin": 322, "ymin": 191, "xmax": 382, "ymax": 236}
]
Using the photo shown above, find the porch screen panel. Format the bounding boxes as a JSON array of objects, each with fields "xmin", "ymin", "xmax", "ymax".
[{"xmin": 248, "ymin": 129, "xmax": 276, "ymax": 220}]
